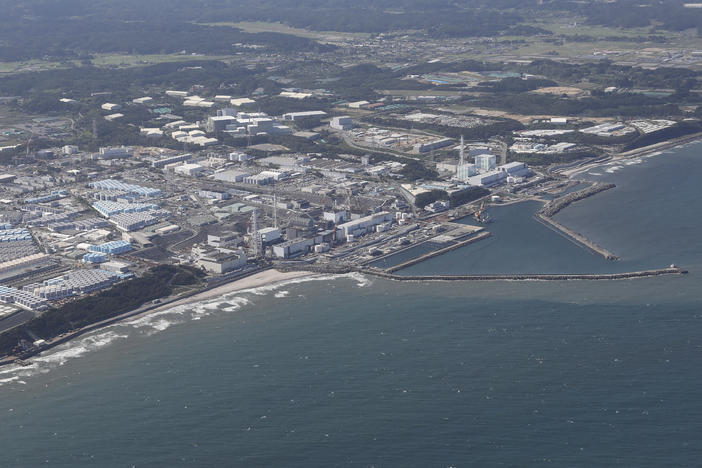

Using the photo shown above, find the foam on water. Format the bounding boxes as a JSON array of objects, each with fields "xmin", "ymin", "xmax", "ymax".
[
  {"xmin": 605, "ymin": 165, "xmax": 623, "ymax": 173},
  {"xmin": 0, "ymin": 271, "xmax": 373, "ymax": 387}
]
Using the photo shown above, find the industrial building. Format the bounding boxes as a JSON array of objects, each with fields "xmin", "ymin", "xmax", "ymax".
[
  {"xmin": 273, "ymin": 238, "xmax": 315, "ymax": 259},
  {"xmin": 282, "ymin": 111, "xmax": 327, "ymax": 121},
  {"xmin": 466, "ymin": 170, "xmax": 506, "ymax": 187},
  {"xmin": 212, "ymin": 169, "xmax": 249, "ymax": 183},
  {"xmin": 90, "ymin": 179, "xmax": 160, "ymax": 198},
  {"xmin": 175, "ymin": 163, "xmax": 205, "ymax": 177},
  {"xmin": 330, "ymin": 116, "xmax": 353, "ymax": 131},
  {"xmin": 456, "ymin": 163, "xmax": 478, "ymax": 181},
  {"xmin": 93, "ymin": 201, "xmax": 159, "ymax": 217},
  {"xmin": 152, "ymin": 153, "xmax": 192, "ymax": 168},
  {"xmin": 414, "ymin": 138, "xmax": 453, "ymax": 153},
  {"xmin": 230, "ymin": 97, "xmax": 256, "ymax": 107},
  {"xmin": 323, "ymin": 210, "xmax": 348, "ymax": 224},
  {"xmin": 497, "ymin": 162, "xmax": 531, "ymax": 178},
  {"xmin": 91, "ymin": 146, "xmax": 133, "ymax": 160},
  {"xmin": 258, "ymin": 227, "xmax": 282, "ymax": 243},
  {"xmin": 474, "ymin": 154, "xmax": 497, "ymax": 172},
  {"xmin": 89, "ymin": 240, "xmax": 132, "ymax": 255},
  {"xmin": 165, "ymin": 90, "xmax": 188, "ymax": 98},
  {"xmin": 197, "ymin": 249, "xmax": 247, "ymax": 274},
  {"xmin": 335, "ymin": 212, "xmax": 394, "ymax": 241},
  {"xmin": 109, "ymin": 212, "xmax": 159, "ymax": 232}
]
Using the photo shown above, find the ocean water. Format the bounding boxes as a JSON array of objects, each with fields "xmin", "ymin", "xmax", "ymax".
[{"xmin": 0, "ymin": 144, "xmax": 701, "ymax": 467}]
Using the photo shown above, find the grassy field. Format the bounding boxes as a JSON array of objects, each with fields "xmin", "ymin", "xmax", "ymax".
[
  {"xmin": 90, "ymin": 54, "xmax": 233, "ymax": 67},
  {"xmin": 0, "ymin": 54, "xmax": 236, "ymax": 76},
  {"xmin": 202, "ymin": 21, "xmax": 372, "ymax": 43}
]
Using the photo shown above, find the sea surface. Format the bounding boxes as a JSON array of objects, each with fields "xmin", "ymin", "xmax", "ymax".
[{"xmin": 0, "ymin": 143, "xmax": 701, "ymax": 467}]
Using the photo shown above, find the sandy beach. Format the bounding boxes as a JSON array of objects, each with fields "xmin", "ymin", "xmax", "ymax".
[
  {"xmin": 0, "ymin": 269, "xmax": 317, "ymax": 367},
  {"xmin": 144, "ymin": 269, "xmax": 315, "ymax": 316}
]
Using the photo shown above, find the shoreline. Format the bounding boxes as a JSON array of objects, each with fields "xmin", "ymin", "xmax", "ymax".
[
  {"xmin": 0, "ymin": 261, "xmax": 691, "ymax": 369},
  {"xmin": 561, "ymin": 131, "xmax": 702, "ymax": 178},
  {"xmin": 0, "ymin": 269, "xmax": 315, "ymax": 368},
  {"xmin": 2, "ymin": 129, "xmax": 698, "ymax": 368}
]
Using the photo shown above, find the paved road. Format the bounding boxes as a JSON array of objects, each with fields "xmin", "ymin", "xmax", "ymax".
[{"xmin": 0, "ymin": 310, "xmax": 35, "ymax": 334}]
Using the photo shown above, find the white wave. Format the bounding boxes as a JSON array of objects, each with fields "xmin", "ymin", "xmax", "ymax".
[
  {"xmin": 220, "ymin": 296, "xmax": 251, "ymax": 312},
  {"xmin": 0, "ymin": 375, "xmax": 20, "ymax": 386},
  {"xmin": 347, "ymin": 272, "xmax": 373, "ymax": 288},
  {"xmin": 0, "ymin": 271, "xmax": 364, "ymax": 383},
  {"xmin": 605, "ymin": 165, "xmax": 623, "ymax": 173},
  {"xmin": 588, "ymin": 172, "xmax": 603, "ymax": 176},
  {"xmin": 232, "ymin": 273, "xmax": 345, "ymax": 297},
  {"xmin": 33, "ymin": 330, "xmax": 129, "ymax": 366}
]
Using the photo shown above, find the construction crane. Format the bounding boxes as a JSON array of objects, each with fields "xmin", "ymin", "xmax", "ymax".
[{"xmin": 473, "ymin": 201, "xmax": 491, "ymax": 224}]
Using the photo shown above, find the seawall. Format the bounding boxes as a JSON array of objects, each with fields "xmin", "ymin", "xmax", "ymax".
[
  {"xmin": 385, "ymin": 231, "xmax": 492, "ymax": 273},
  {"xmin": 364, "ymin": 267, "xmax": 687, "ymax": 282},
  {"xmin": 536, "ymin": 183, "xmax": 619, "ymax": 260}
]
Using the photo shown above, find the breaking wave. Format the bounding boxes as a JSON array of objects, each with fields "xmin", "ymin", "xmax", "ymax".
[{"xmin": 0, "ymin": 271, "xmax": 371, "ymax": 387}]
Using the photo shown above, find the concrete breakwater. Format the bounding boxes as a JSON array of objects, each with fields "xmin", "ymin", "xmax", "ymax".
[
  {"xmin": 385, "ymin": 231, "xmax": 492, "ymax": 273},
  {"xmin": 534, "ymin": 213, "xmax": 619, "ymax": 260},
  {"xmin": 536, "ymin": 182, "xmax": 619, "ymax": 260},
  {"xmin": 364, "ymin": 267, "xmax": 687, "ymax": 282},
  {"xmin": 539, "ymin": 182, "xmax": 616, "ymax": 217},
  {"xmin": 276, "ymin": 263, "xmax": 688, "ymax": 282}
]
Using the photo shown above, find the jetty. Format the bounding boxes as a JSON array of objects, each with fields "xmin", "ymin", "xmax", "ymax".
[
  {"xmin": 363, "ymin": 267, "xmax": 688, "ymax": 282},
  {"xmin": 535, "ymin": 183, "xmax": 619, "ymax": 260},
  {"xmin": 385, "ymin": 231, "xmax": 491, "ymax": 273},
  {"xmin": 539, "ymin": 182, "xmax": 616, "ymax": 217}
]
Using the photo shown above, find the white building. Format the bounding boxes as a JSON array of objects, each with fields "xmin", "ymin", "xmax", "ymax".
[
  {"xmin": 206, "ymin": 115, "xmax": 238, "ymax": 133},
  {"xmin": 455, "ymin": 163, "xmax": 478, "ymax": 182},
  {"xmin": 323, "ymin": 211, "xmax": 347, "ymax": 224},
  {"xmin": 335, "ymin": 212, "xmax": 394, "ymax": 241},
  {"xmin": 212, "ymin": 169, "xmax": 249, "ymax": 183},
  {"xmin": 63, "ymin": 145, "xmax": 79, "ymax": 155},
  {"xmin": 330, "ymin": 116, "xmax": 353, "ymax": 131},
  {"xmin": 474, "ymin": 154, "xmax": 497, "ymax": 172},
  {"xmin": 466, "ymin": 170, "xmax": 506, "ymax": 187},
  {"xmin": 272, "ymin": 238, "xmax": 315, "ymax": 259},
  {"xmin": 101, "ymin": 103, "xmax": 121, "ymax": 111},
  {"xmin": 259, "ymin": 227, "xmax": 282, "ymax": 243},
  {"xmin": 93, "ymin": 146, "xmax": 133, "ymax": 160},
  {"xmin": 175, "ymin": 163, "xmax": 205, "ymax": 176},
  {"xmin": 229, "ymin": 152, "xmax": 251, "ymax": 162},
  {"xmin": 230, "ymin": 97, "xmax": 256, "ymax": 107},
  {"xmin": 414, "ymin": 138, "xmax": 453, "ymax": 153},
  {"xmin": 497, "ymin": 162, "xmax": 530, "ymax": 177},
  {"xmin": 197, "ymin": 250, "xmax": 247, "ymax": 274},
  {"xmin": 283, "ymin": 111, "xmax": 327, "ymax": 121},
  {"xmin": 348, "ymin": 100, "xmax": 370, "ymax": 109}
]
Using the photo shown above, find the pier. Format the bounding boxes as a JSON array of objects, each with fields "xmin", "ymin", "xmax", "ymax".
[{"xmin": 385, "ymin": 231, "xmax": 492, "ymax": 273}]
